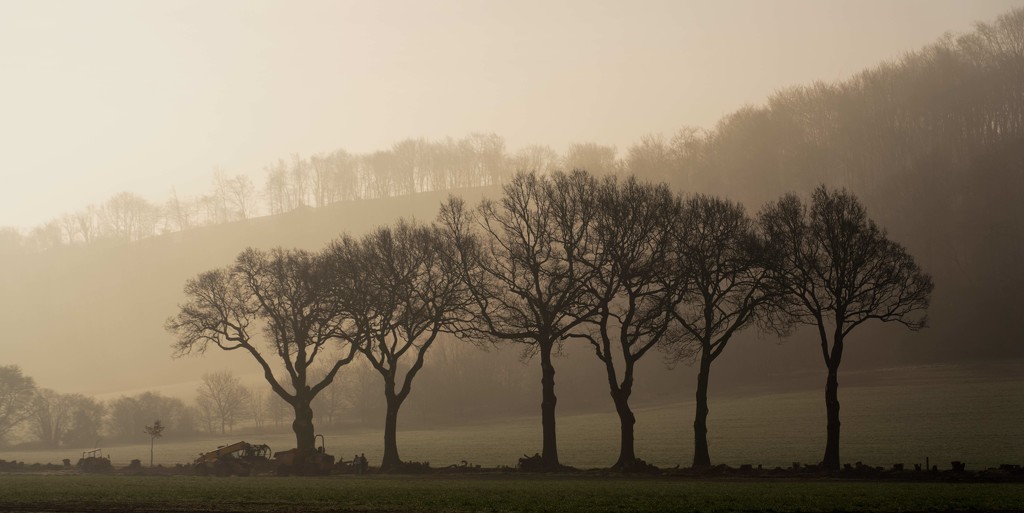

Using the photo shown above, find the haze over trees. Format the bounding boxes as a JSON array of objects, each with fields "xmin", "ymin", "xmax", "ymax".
[
  {"xmin": 106, "ymin": 392, "xmax": 195, "ymax": 442},
  {"xmin": 0, "ymin": 366, "xmax": 36, "ymax": 445},
  {"xmin": 2, "ymin": 5, "xmax": 1020, "ymax": 470},
  {"xmin": 27, "ymin": 389, "xmax": 104, "ymax": 449},
  {"xmin": 195, "ymin": 371, "xmax": 249, "ymax": 435}
]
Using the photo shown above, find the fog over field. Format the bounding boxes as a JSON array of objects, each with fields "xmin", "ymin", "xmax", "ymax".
[{"xmin": 1, "ymin": 0, "xmax": 1023, "ymax": 474}]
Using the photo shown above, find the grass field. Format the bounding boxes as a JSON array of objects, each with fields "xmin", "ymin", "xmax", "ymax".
[
  {"xmin": 0, "ymin": 474, "xmax": 1022, "ymax": 513},
  {"xmin": 3, "ymin": 365, "xmax": 1023, "ymax": 471}
]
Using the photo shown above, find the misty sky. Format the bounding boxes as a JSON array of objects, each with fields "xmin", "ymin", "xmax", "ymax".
[{"xmin": 2, "ymin": 0, "xmax": 1023, "ymax": 229}]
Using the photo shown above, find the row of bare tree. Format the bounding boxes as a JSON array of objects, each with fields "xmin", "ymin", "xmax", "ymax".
[{"xmin": 168, "ymin": 170, "xmax": 931, "ymax": 471}]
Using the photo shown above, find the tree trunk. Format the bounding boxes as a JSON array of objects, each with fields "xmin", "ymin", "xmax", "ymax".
[
  {"xmin": 822, "ymin": 364, "xmax": 841, "ymax": 470},
  {"xmin": 539, "ymin": 342, "xmax": 559, "ymax": 469},
  {"xmin": 611, "ymin": 389, "xmax": 636, "ymax": 469},
  {"xmin": 692, "ymin": 352, "xmax": 712, "ymax": 468},
  {"xmin": 292, "ymin": 398, "xmax": 315, "ymax": 454},
  {"xmin": 381, "ymin": 383, "xmax": 403, "ymax": 471}
]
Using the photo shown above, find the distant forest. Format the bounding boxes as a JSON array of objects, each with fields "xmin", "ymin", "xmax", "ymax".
[{"xmin": 5, "ymin": 8, "xmax": 1022, "ymax": 268}]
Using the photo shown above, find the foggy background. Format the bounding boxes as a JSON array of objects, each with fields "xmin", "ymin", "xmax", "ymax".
[
  {"xmin": 1, "ymin": 0, "xmax": 1023, "ymax": 457},
  {"xmin": 2, "ymin": 0, "xmax": 1021, "ymax": 227}
]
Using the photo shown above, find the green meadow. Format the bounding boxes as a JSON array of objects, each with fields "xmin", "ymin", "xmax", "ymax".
[
  {"xmin": 0, "ymin": 474, "xmax": 1022, "ymax": 513},
  {"xmin": 4, "ymin": 367, "xmax": 1022, "ymax": 471}
]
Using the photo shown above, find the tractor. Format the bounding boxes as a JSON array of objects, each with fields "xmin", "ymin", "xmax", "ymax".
[
  {"xmin": 194, "ymin": 441, "xmax": 272, "ymax": 477},
  {"xmin": 273, "ymin": 434, "xmax": 335, "ymax": 476},
  {"xmin": 77, "ymin": 449, "xmax": 112, "ymax": 473}
]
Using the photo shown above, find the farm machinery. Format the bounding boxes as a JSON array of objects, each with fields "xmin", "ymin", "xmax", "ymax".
[
  {"xmin": 78, "ymin": 448, "xmax": 112, "ymax": 473},
  {"xmin": 273, "ymin": 434, "xmax": 335, "ymax": 476},
  {"xmin": 193, "ymin": 441, "xmax": 273, "ymax": 476}
]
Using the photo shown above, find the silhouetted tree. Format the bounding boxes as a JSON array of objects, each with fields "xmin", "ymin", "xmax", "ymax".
[
  {"xmin": 325, "ymin": 221, "xmax": 470, "ymax": 470},
  {"xmin": 567, "ymin": 175, "xmax": 678, "ymax": 469},
  {"xmin": 666, "ymin": 195, "xmax": 777, "ymax": 468},
  {"xmin": 441, "ymin": 171, "xmax": 598, "ymax": 469},
  {"xmin": 760, "ymin": 186, "xmax": 933, "ymax": 470},
  {"xmin": 144, "ymin": 420, "xmax": 164, "ymax": 467},
  {"xmin": 167, "ymin": 248, "xmax": 359, "ymax": 457},
  {"xmin": 0, "ymin": 365, "xmax": 36, "ymax": 446}
]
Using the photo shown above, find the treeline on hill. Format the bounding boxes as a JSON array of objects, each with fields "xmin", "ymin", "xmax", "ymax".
[{"xmin": 0, "ymin": 134, "xmax": 603, "ymax": 249}]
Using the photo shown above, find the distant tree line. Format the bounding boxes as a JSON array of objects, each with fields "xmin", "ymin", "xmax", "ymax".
[
  {"xmin": 168, "ymin": 169, "xmax": 931, "ymax": 472},
  {"xmin": 9, "ymin": 8, "xmax": 1022, "ymax": 311},
  {"xmin": 0, "ymin": 133, "xmax": 622, "ymax": 251},
  {"xmin": 0, "ymin": 365, "xmax": 326, "ymax": 450}
]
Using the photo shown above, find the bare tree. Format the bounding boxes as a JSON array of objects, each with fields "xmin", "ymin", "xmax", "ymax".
[
  {"xmin": 165, "ymin": 188, "xmax": 194, "ymax": 233},
  {"xmin": 564, "ymin": 142, "xmax": 619, "ymax": 176},
  {"xmin": 440, "ymin": 171, "xmax": 598, "ymax": 469},
  {"xmin": 222, "ymin": 174, "xmax": 257, "ymax": 221},
  {"xmin": 167, "ymin": 248, "xmax": 359, "ymax": 458},
  {"xmin": 101, "ymin": 191, "xmax": 158, "ymax": 242},
  {"xmin": 566, "ymin": 175, "xmax": 679, "ymax": 469},
  {"xmin": 759, "ymin": 186, "xmax": 933, "ymax": 470},
  {"xmin": 196, "ymin": 371, "xmax": 250, "ymax": 434},
  {"xmin": 144, "ymin": 420, "xmax": 164, "ymax": 467},
  {"xmin": 666, "ymin": 195, "xmax": 777, "ymax": 468},
  {"xmin": 510, "ymin": 145, "xmax": 561, "ymax": 176},
  {"xmin": 0, "ymin": 365, "xmax": 35, "ymax": 446},
  {"xmin": 263, "ymin": 160, "xmax": 289, "ymax": 215},
  {"xmin": 286, "ymin": 154, "xmax": 311, "ymax": 209},
  {"xmin": 29, "ymin": 389, "xmax": 73, "ymax": 448},
  {"xmin": 325, "ymin": 221, "xmax": 470, "ymax": 470}
]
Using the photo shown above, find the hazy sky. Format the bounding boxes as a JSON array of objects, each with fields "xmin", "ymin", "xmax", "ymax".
[{"xmin": 2, "ymin": 0, "xmax": 1022, "ymax": 229}]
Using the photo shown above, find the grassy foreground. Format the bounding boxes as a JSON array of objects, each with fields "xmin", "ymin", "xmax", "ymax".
[{"xmin": 0, "ymin": 475, "xmax": 1022, "ymax": 512}]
